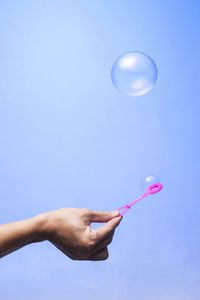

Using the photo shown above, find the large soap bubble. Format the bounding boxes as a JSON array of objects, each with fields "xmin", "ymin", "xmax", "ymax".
[{"xmin": 111, "ymin": 51, "xmax": 157, "ymax": 96}]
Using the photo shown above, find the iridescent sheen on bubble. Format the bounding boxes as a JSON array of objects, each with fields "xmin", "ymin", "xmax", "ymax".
[
  {"xmin": 141, "ymin": 175, "xmax": 161, "ymax": 192},
  {"xmin": 111, "ymin": 52, "xmax": 157, "ymax": 96}
]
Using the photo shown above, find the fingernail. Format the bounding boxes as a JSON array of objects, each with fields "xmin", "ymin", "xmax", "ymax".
[{"xmin": 111, "ymin": 210, "xmax": 120, "ymax": 217}]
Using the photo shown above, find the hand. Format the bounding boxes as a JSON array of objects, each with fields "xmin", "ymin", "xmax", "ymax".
[{"xmin": 40, "ymin": 208, "xmax": 122, "ymax": 261}]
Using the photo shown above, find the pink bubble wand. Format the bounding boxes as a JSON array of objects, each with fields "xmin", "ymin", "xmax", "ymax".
[{"xmin": 118, "ymin": 183, "xmax": 163, "ymax": 216}]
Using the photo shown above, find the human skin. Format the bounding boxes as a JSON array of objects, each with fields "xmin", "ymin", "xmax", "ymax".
[{"xmin": 0, "ymin": 208, "xmax": 122, "ymax": 260}]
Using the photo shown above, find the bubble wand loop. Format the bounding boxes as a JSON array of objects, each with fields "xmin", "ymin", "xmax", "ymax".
[{"xmin": 118, "ymin": 183, "xmax": 163, "ymax": 216}]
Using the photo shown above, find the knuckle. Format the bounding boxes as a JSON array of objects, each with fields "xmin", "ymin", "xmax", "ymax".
[
  {"xmin": 108, "ymin": 233, "xmax": 114, "ymax": 244},
  {"xmin": 94, "ymin": 252, "xmax": 109, "ymax": 261},
  {"xmin": 105, "ymin": 237, "xmax": 112, "ymax": 247},
  {"xmin": 103, "ymin": 250, "xmax": 109, "ymax": 260},
  {"xmin": 77, "ymin": 254, "xmax": 87, "ymax": 260},
  {"xmin": 70, "ymin": 256, "xmax": 76, "ymax": 261},
  {"xmin": 82, "ymin": 237, "xmax": 95, "ymax": 251},
  {"xmin": 81, "ymin": 208, "xmax": 92, "ymax": 215},
  {"xmin": 91, "ymin": 230, "xmax": 98, "ymax": 242},
  {"xmin": 103, "ymin": 253, "xmax": 109, "ymax": 260}
]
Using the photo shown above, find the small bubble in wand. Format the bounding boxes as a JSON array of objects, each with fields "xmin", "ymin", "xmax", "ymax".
[{"xmin": 118, "ymin": 183, "xmax": 163, "ymax": 216}]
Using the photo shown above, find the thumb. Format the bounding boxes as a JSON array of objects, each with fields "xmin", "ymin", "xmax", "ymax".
[
  {"xmin": 94, "ymin": 216, "xmax": 122, "ymax": 241},
  {"xmin": 90, "ymin": 210, "xmax": 120, "ymax": 223}
]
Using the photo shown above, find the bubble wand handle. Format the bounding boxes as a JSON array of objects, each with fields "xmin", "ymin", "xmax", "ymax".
[{"xmin": 118, "ymin": 183, "xmax": 163, "ymax": 216}]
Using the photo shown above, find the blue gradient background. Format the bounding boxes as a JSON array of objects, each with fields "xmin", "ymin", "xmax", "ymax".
[{"xmin": 0, "ymin": 1, "xmax": 200, "ymax": 299}]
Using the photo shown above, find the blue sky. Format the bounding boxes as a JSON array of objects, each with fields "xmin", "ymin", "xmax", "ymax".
[{"xmin": 0, "ymin": 1, "xmax": 200, "ymax": 299}]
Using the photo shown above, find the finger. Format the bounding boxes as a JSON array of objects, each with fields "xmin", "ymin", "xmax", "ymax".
[
  {"xmin": 93, "ymin": 216, "xmax": 122, "ymax": 242},
  {"xmin": 90, "ymin": 210, "xmax": 120, "ymax": 223},
  {"xmin": 89, "ymin": 247, "xmax": 109, "ymax": 261},
  {"xmin": 92, "ymin": 231, "xmax": 114, "ymax": 253}
]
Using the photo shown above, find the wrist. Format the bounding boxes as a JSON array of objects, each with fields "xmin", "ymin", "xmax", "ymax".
[
  {"xmin": 30, "ymin": 213, "xmax": 49, "ymax": 242},
  {"xmin": 32, "ymin": 212, "xmax": 55, "ymax": 242}
]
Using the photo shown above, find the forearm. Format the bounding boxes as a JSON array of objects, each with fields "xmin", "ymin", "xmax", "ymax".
[{"xmin": 0, "ymin": 215, "xmax": 45, "ymax": 258}]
